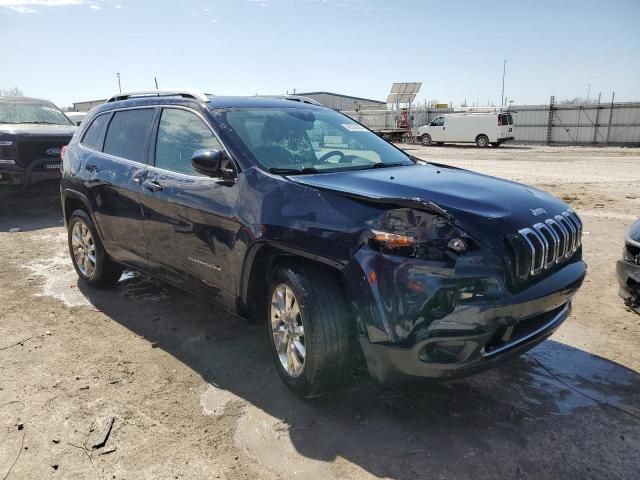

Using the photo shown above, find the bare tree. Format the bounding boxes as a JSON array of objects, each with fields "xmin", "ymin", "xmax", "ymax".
[
  {"xmin": 0, "ymin": 86, "xmax": 24, "ymax": 97},
  {"xmin": 560, "ymin": 97, "xmax": 589, "ymax": 105}
]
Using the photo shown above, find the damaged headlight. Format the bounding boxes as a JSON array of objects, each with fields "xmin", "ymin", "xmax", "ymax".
[{"xmin": 365, "ymin": 208, "xmax": 473, "ymax": 261}]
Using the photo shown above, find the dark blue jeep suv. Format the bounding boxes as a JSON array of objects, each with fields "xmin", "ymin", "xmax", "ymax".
[{"xmin": 61, "ymin": 90, "xmax": 586, "ymax": 397}]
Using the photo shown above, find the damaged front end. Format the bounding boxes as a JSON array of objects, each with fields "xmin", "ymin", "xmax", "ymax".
[
  {"xmin": 344, "ymin": 205, "xmax": 586, "ymax": 383},
  {"xmin": 617, "ymin": 218, "xmax": 640, "ymax": 314}
]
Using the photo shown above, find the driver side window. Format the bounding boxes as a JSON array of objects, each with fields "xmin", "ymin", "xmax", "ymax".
[
  {"xmin": 430, "ymin": 116, "xmax": 444, "ymax": 127},
  {"xmin": 155, "ymin": 108, "xmax": 223, "ymax": 175}
]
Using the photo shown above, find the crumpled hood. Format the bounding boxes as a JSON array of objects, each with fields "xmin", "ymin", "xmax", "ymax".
[
  {"xmin": 288, "ymin": 164, "xmax": 571, "ymax": 239},
  {"xmin": 0, "ymin": 124, "xmax": 77, "ymax": 138}
]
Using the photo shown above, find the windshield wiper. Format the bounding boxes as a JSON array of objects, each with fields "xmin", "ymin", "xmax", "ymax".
[
  {"xmin": 369, "ymin": 162, "xmax": 410, "ymax": 169},
  {"xmin": 17, "ymin": 121, "xmax": 65, "ymax": 125},
  {"xmin": 268, "ymin": 167, "xmax": 319, "ymax": 175}
]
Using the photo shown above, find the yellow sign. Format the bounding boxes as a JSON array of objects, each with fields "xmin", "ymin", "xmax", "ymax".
[{"xmin": 434, "ymin": 103, "xmax": 449, "ymax": 109}]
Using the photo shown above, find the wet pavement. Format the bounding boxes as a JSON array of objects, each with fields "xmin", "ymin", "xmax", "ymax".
[{"xmin": 2, "ymin": 179, "xmax": 639, "ymax": 479}]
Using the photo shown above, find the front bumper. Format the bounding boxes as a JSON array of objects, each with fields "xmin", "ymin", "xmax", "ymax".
[
  {"xmin": 617, "ymin": 259, "xmax": 640, "ymax": 304},
  {"xmin": 0, "ymin": 158, "xmax": 62, "ymax": 186},
  {"xmin": 346, "ymin": 249, "xmax": 586, "ymax": 383}
]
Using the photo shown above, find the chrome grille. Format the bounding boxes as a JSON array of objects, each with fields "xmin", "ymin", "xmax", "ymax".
[{"xmin": 513, "ymin": 210, "xmax": 582, "ymax": 280}]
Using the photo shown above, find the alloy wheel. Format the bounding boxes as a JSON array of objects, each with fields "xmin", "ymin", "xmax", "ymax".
[
  {"xmin": 71, "ymin": 220, "xmax": 96, "ymax": 277},
  {"xmin": 270, "ymin": 284, "xmax": 306, "ymax": 377}
]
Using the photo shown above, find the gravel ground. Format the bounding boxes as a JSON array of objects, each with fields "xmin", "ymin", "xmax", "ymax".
[{"xmin": 0, "ymin": 145, "xmax": 638, "ymax": 480}]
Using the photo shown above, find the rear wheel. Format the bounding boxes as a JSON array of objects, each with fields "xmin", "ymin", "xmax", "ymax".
[
  {"xmin": 67, "ymin": 210, "xmax": 123, "ymax": 288},
  {"xmin": 267, "ymin": 263, "xmax": 351, "ymax": 397},
  {"xmin": 476, "ymin": 134, "xmax": 489, "ymax": 148},
  {"xmin": 420, "ymin": 134, "xmax": 432, "ymax": 146}
]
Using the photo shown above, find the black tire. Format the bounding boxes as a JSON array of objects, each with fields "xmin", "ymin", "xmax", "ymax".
[
  {"xmin": 420, "ymin": 134, "xmax": 432, "ymax": 147},
  {"xmin": 266, "ymin": 263, "xmax": 351, "ymax": 398},
  {"xmin": 67, "ymin": 209, "xmax": 123, "ymax": 288},
  {"xmin": 476, "ymin": 134, "xmax": 489, "ymax": 148}
]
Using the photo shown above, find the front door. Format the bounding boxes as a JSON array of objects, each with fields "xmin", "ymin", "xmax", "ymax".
[
  {"xmin": 140, "ymin": 107, "xmax": 240, "ymax": 306},
  {"xmin": 429, "ymin": 116, "xmax": 446, "ymax": 142},
  {"xmin": 85, "ymin": 108, "xmax": 155, "ymax": 267}
]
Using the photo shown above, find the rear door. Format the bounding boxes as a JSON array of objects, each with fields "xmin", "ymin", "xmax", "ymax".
[
  {"xmin": 498, "ymin": 113, "xmax": 511, "ymax": 140},
  {"xmin": 140, "ymin": 106, "xmax": 240, "ymax": 305},
  {"xmin": 85, "ymin": 108, "xmax": 155, "ymax": 267}
]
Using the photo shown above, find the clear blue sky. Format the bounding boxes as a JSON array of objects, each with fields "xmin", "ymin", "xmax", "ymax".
[{"xmin": 1, "ymin": 0, "xmax": 639, "ymax": 108}]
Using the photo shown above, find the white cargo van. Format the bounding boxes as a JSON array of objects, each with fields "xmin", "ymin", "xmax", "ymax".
[{"xmin": 417, "ymin": 112, "xmax": 515, "ymax": 147}]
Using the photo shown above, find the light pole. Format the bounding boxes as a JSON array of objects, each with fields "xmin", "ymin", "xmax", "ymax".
[
  {"xmin": 116, "ymin": 72, "xmax": 122, "ymax": 93},
  {"xmin": 501, "ymin": 60, "xmax": 507, "ymax": 107},
  {"xmin": 586, "ymin": 83, "xmax": 591, "ymax": 103}
]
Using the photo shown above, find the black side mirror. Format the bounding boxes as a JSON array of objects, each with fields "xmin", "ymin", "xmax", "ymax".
[{"xmin": 191, "ymin": 149, "xmax": 235, "ymax": 178}]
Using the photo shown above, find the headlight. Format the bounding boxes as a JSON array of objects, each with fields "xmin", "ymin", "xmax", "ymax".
[
  {"xmin": 366, "ymin": 208, "xmax": 473, "ymax": 260},
  {"xmin": 0, "ymin": 141, "xmax": 17, "ymax": 162}
]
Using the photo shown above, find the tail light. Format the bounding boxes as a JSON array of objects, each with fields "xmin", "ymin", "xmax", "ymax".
[{"xmin": 61, "ymin": 145, "xmax": 68, "ymax": 160}]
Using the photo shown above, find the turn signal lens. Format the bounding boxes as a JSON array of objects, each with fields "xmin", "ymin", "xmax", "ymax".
[{"xmin": 370, "ymin": 230, "xmax": 416, "ymax": 248}]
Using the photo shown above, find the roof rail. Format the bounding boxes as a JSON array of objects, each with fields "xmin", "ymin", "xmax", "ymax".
[
  {"xmin": 263, "ymin": 95, "xmax": 323, "ymax": 106},
  {"xmin": 106, "ymin": 90, "xmax": 209, "ymax": 103}
]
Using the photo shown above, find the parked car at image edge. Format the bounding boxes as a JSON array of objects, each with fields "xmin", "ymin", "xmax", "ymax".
[
  {"xmin": 60, "ymin": 90, "xmax": 586, "ymax": 397},
  {"xmin": 0, "ymin": 96, "xmax": 77, "ymax": 187},
  {"xmin": 417, "ymin": 112, "xmax": 515, "ymax": 148},
  {"xmin": 617, "ymin": 218, "xmax": 640, "ymax": 312}
]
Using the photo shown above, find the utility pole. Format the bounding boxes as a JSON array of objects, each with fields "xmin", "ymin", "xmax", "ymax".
[
  {"xmin": 116, "ymin": 72, "xmax": 122, "ymax": 93},
  {"xmin": 501, "ymin": 59, "xmax": 507, "ymax": 107},
  {"xmin": 154, "ymin": 76, "xmax": 159, "ymax": 90},
  {"xmin": 586, "ymin": 83, "xmax": 591, "ymax": 103}
]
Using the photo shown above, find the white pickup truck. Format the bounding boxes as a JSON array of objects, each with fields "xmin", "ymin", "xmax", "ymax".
[{"xmin": 417, "ymin": 112, "xmax": 515, "ymax": 147}]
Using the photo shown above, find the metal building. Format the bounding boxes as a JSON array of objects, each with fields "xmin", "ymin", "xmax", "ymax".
[
  {"xmin": 295, "ymin": 91, "xmax": 386, "ymax": 111},
  {"xmin": 71, "ymin": 98, "xmax": 107, "ymax": 112}
]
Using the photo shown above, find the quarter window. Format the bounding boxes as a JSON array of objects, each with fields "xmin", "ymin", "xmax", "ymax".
[
  {"xmin": 103, "ymin": 109, "xmax": 155, "ymax": 162},
  {"xmin": 155, "ymin": 108, "xmax": 223, "ymax": 175},
  {"xmin": 81, "ymin": 114, "xmax": 110, "ymax": 151}
]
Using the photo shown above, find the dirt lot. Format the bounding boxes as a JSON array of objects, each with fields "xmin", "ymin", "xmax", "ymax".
[{"xmin": 1, "ymin": 145, "xmax": 639, "ymax": 480}]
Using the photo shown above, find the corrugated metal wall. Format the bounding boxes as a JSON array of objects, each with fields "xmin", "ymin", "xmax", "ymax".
[
  {"xmin": 342, "ymin": 101, "xmax": 640, "ymax": 146},
  {"xmin": 301, "ymin": 93, "xmax": 385, "ymax": 111}
]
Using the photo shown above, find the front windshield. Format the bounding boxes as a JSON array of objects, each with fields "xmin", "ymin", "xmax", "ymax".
[
  {"xmin": 223, "ymin": 108, "xmax": 413, "ymax": 172},
  {"xmin": 0, "ymin": 100, "xmax": 72, "ymax": 125}
]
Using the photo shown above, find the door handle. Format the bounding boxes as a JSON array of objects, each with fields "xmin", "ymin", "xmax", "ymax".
[
  {"xmin": 443, "ymin": 127, "xmax": 446, "ymax": 130},
  {"xmin": 85, "ymin": 164, "xmax": 99, "ymax": 173},
  {"xmin": 142, "ymin": 179, "xmax": 164, "ymax": 192}
]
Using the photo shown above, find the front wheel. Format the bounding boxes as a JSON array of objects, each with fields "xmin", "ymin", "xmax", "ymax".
[
  {"xmin": 476, "ymin": 135, "xmax": 489, "ymax": 148},
  {"xmin": 67, "ymin": 210, "xmax": 123, "ymax": 288},
  {"xmin": 420, "ymin": 134, "xmax": 432, "ymax": 146},
  {"xmin": 267, "ymin": 264, "xmax": 351, "ymax": 398}
]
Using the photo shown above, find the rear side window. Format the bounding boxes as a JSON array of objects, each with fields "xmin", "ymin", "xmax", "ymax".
[
  {"xmin": 507, "ymin": 114, "xmax": 514, "ymax": 125},
  {"xmin": 103, "ymin": 109, "xmax": 155, "ymax": 162},
  {"xmin": 81, "ymin": 114, "xmax": 110, "ymax": 151},
  {"xmin": 155, "ymin": 108, "xmax": 223, "ymax": 175}
]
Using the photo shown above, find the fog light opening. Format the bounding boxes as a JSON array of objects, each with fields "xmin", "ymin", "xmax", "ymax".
[{"xmin": 447, "ymin": 237, "xmax": 467, "ymax": 253}]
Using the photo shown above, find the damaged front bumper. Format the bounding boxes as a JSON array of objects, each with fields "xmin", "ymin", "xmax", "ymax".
[
  {"xmin": 346, "ymin": 247, "xmax": 587, "ymax": 383},
  {"xmin": 617, "ymin": 259, "xmax": 640, "ymax": 306}
]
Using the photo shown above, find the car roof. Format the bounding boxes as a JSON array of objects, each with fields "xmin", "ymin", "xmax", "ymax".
[
  {"xmin": 207, "ymin": 96, "xmax": 324, "ymax": 110},
  {"xmin": 93, "ymin": 95, "xmax": 326, "ymax": 115}
]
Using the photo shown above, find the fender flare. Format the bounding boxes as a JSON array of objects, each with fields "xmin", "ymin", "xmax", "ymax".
[
  {"xmin": 239, "ymin": 239, "xmax": 346, "ymax": 308},
  {"xmin": 61, "ymin": 189, "xmax": 107, "ymax": 244}
]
